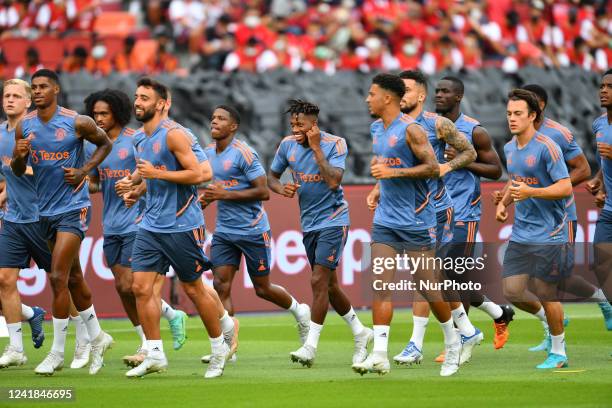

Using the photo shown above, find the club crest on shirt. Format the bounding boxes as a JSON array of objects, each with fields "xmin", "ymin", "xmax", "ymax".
[
  {"xmin": 153, "ymin": 142, "xmax": 161, "ymax": 154},
  {"xmin": 388, "ymin": 135, "xmax": 398, "ymax": 147},
  {"xmin": 27, "ymin": 132, "xmax": 36, "ymax": 141},
  {"xmin": 118, "ymin": 148, "xmax": 129, "ymax": 160},
  {"xmin": 55, "ymin": 128, "xmax": 66, "ymax": 141},
  {"xmin": 223, "ymin": 159, "xmax": 232, "ymax": 171},
  {"xmin": 289, "ymin": 148, "xmax": 296, "ymax": 162},
  {"xmin": 507, "ymin": 151, "xmax": 513, "ymax": 165},
  {"xmin": 525, "ymin": 155, "xmax": 536, "ymax": 167}
]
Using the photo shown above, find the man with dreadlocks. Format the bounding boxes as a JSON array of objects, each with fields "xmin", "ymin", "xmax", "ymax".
[
  {"xmin": 268, "ymin": 99, "xmax": 372, "ymax": 368},
  {"xmin": 84, "ymin": 89, "xmax": 190, "ymax": 367},
  {"xmin": 202, "ymin": 105, "xmax": 311, "ymax": 350}
]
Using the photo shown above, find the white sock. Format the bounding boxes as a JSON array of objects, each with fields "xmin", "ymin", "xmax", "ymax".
[
  {"xmin": 161, "ymin": 299, "xmax": 176, "ymax": 321},
  {"xmin": 21, "ymin": 304, "xmax": 34, "ymax": 320},
  {"xmin": 134, "ymin": 325, "xmax": 146, "ymax": 347},
  {"xmin": 341, "ymin": 307, "xmax": 365, "ymax": 336},
  {"xmin": 591, "ymin": 289, "xmax": 608, "ymax": 303},
  {"xmin": 409, "ymin": 316, "xmax": 429, "ymax": 350},
  {"xmin": 534, "ymin": 307, "xmax": 549, "ymax": 330},
  {"xmin": 71, "ymin": 315, "xmax": 90, "ymax": 344},
  {"xmin": 288, "ymin": 297, "xmax": 299, "ymax": 313},
  {"xmin": 210, "ymin": 334, "xmax": 224, "ymax": 353},
  {"xmin": 219, "ymin": 311, "xmax": 234, "ymax": 334},
  {"xmin": 451, "ymin": 304, "xmax": 476, "ymax": 337},
  {"xmin": 477, "ymin": 301, "xmax": 503, "ymax": 320},
  {"xmin": 78, "ymin": 305, "xmax": 102, "ymax": 341},
  {"xmin": 51, "ymin": 317, "xmax": 69, "ymax": 354},
  {"xmin": 372, "ymin": 325, "xmax": 389, "ymax": 353},
  {"xmin": 8, "ymin": 322, "xmax": 24, "ymax": 352},
  {"xmin": 147, "ymin": 339, "xmax": 164, "ymax": 356},
  {"xmin": 440, "ymin": 318, "xmax": 459, "ymax": 345},
  {"xmin": 550, "ymin": 332, "xmax": 566, "ymax": 357},
  {"xmin": 305, "ymin": 321, "xmax": 323, "ymax": 349}
]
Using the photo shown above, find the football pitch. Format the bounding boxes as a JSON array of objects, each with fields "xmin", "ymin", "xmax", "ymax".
[{"xmin": 1, "ymin": 303, "xmax": 610, "ymax": 408}]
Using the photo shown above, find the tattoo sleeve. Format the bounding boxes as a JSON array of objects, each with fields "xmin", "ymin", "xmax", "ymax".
[{"xmin": 436, "ymin": 117, "xmax": 476, "ymax": 170}]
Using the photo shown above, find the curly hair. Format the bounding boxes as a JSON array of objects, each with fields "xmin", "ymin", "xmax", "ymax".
[
  {"xmin": 84, "ymin": 89, "xmax": 132, "ymax": 127},
  {"xmin": 285, "ymin": 99, "xmax": 319, "ymax": 117}
]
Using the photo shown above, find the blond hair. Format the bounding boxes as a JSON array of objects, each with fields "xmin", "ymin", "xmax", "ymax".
[{"xmin": 3, "ymin": 79, "xmax": 32, "ymax": 99}]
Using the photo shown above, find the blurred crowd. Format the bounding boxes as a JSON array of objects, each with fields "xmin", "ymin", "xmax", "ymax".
[{"xmin": 0, "ymin": 0, "xmax": 610, "ymax": 77}]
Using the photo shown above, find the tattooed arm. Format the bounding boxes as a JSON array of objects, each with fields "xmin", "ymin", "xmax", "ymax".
[
  {"xmin": 435, "ymin": 116, "xmax": 476, "ymax": 177},
  {"xmin": 371, "ymin": 123, "xmax": 439, "ymax": 179}
]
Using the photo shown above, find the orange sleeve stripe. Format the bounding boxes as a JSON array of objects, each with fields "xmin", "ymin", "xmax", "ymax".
[
  {"xmin": 73, "ymin": 177, "xmax": 88, "ymax": 193},
  {"xmin": 536, "ymin": 136, "xmax": 560, "ymax": 162},
  {"xmin": 434, "ymin": 185, "xmax": 446, "ymax": 200},
  {"xmin": 415, "ymin": 191, "xmax": 432, "ymax": 214},
  {"xmin": 24, "ymin": 111, "xmax": 37, "ymax": 119},
  {"xmin": 424, "ymin": 111, "xmax": 437, "ymax": 118},
  {"xmin": 546, "ymin": 119, "xmax": 573, "ymax": 142},
  {"xmin": 470, "ymin": 195, "xmax": 481, "ymax": 206},
  {"xmin": 59, "ymin": 107, "xmax": 78, "ymax": 117},
  {"xmin": 233, "ymin": 142, "xmax": 254, "ymax": 165},
  {"xmin": 335, "ymin": 139, "xmax": 347, "ymax": 155},
  {"xmin": 565, "ymin": 194, "xmax": 575, "ymax": 208}
]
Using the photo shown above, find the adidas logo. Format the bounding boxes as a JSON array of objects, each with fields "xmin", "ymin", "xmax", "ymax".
[
  {"xmin": 88, "ymin": 314, "xmax": 95, "ymax": 321},
  {"xmin": 62, "ymin": 326, "xmax": 68, "ymax": 332},
  {"xmin": 152, "ymin": 347, "xmax": 160, "ymax": 352},
  {"xmin": 16, "ymin": 328, "xmax": 22, "ymax": 333},
  {"xmin": 350, "ymin": 315, "xmax": 356, "ymax": 321},
  {"xmin": 380, "ymin": 332, "xmax": 387, "ymax": 338}
]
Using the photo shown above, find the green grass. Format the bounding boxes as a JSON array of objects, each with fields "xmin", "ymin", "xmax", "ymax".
[{"xmin": 1, "ymin": 303, "xmax": 611, "ymax": 408}]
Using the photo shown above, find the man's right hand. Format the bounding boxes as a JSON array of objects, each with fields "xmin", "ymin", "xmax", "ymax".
[
  {"xmin": 13, "ymin": 138, "xmax": 31, "ymax": 159},
  {"xmin": 282, "ymin": 182, "xmax": 300, "ymax": 198},
  {"xmin": 495, "ymin": 202, "xmax": 508, "ymax": 222},
  {"xmin": 367, "ymin": 187, "xmax": 380, "ymax": 211},
  {"xmin": 115, "ymin": 175, "xmax": 134, "ymax": 196},
  {"xmin": 123, "ymin": 190, "xmax": 139, "ymax": 208}
]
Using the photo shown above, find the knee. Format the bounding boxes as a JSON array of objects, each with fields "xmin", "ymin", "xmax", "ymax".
[
  {"xmin": 131, "ymin": 279, "xmax": 152, "ymax": 298},
  {"xmin": 253, "ymin": 283, "xmax": 270, "ymax": 299},
  {"xmin": 181, "ymin": 282, "xmax": 200, "ymax": 298},
  {"xmin": 115, "ymin": 279, "xmax": 133, "ymax": 298},
  {"xmin": 49, "ymin": 272, "xmax": 69, "ymax": 290},
  {"xmin": 213, "ymin": 277, "xmax": 230, "ymax": 298},
  {"xmin": 310, "ymin": 273, "xmax": 328, "ymax": 290},
  {"xmin": 503, "ymin": 284, "xmax": 524, "ymax": 303},
  {"xmin": 0, "ymin": 271, "xmax": 17, "ymax": 290}
]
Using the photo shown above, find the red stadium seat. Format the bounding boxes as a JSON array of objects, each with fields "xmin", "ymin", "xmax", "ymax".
[
  {"xmin": 33, "ymin": 36, "xmax": 64, "ymax": 66},
  {"xmin": 1, "ymin": 37, "xmax": 30, "ymax": 64},
  {"xmin": 93, "ymin": 12, "xmax": 136, "ymax": 37},
  {"xmin": 63, "ymin": 33, "xmax": 93, "ymax": 54},
  {"xmin": 101, "ymin": 35, "xmax": 125, "ymax": 59},
  {"xmin": 132, "ymin": 39, "xmax": 158, "ymax": 69}
]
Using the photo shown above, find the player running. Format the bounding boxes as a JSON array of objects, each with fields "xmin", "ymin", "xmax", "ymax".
[
  {"xmin": 0, "ymin": 78, "xmax": 47, "ymax": 368},
  {"xmin": 435, "ymin": 76, "xmax": 514, "ymax": 350},
  {"xmin": 393, "ymin": 71, "xmax": 485, "ymax": 366},
  {"xmin": 588, "ymin": 69, "xmax": 612, "ymax": 338},
  {"xmin": 202, "ymin": 105, "xmax": 311, "ymax": 348},
  {"xmin": 115, "ymin": 91, "xmax": 237, "ymax": 367},
  {"xmin": 11, "ymin": 70, "xmax": 114, "ymax": 376},
  {"xmin": 83, "ymin": 89, "xmax": 191, "ymax": 364},
  {"xmin": 496, "ymin": 89, "xmax": 572, "ymax": 369},
  {"xmin": 124, "ymin": 77, "xmax": 230, "ymax": 379},
  {"xmin": 354, "ymin": 73, "xmax": 462, "ymax": 377},
  {"xmin": 268, "ymin": 99, "xmax": 372, "ymax": 368},
  {"xmin": 519, "ymin": 84, "xmax": 612, "ymax": 349}
]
